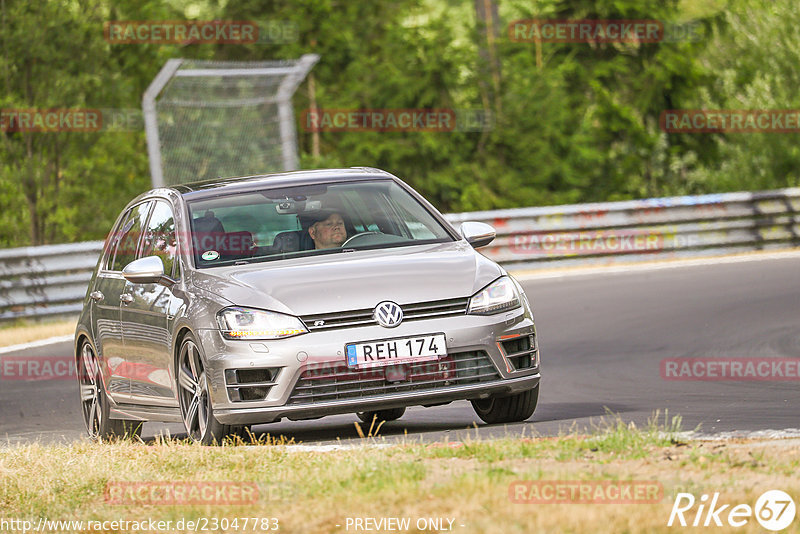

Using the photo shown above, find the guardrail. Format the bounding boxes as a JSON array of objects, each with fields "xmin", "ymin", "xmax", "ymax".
[
  {"xmin": 0, "ymin": 241, "xmax": 104, "ymax": 321},
  {"xmin": 2, "ymin": 187, "xmax": 799, "ymax": 321},
  {"xmin": 448, "ymin": 187, "xmax": 800, "ymax": 270}
]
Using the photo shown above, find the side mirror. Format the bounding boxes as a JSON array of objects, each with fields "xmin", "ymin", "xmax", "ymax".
[
  {"xmin": 122, "ymin": 256, "xmax": 174, "ymax": 285},
  {"xmin": 459, "ymin": 221, "xmax": 496, "ymax": 248}
]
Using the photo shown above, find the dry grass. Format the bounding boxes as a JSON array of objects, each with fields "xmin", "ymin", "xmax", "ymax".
[
  {"xmin": 1, "ymin": 416, "xmax": 798, "ymax": 533},
  {"xmin": 0, "ymin": 318, "xmax": 76, "ymax": 347}
]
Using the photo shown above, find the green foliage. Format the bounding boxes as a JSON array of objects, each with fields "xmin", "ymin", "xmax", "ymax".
[
  {"xmin": 0, "ymin": 0, "xmax": 208, "ymax": 246},
  {"xmin": 680, "ymin": 0, "xmax": 800, "ymax": 191},
  {"xmin": 0, "ymin": 0, "xmax": 796, "ymax": 246}
]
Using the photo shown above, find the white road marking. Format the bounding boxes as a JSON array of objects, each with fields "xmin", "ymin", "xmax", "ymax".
[
  {"xmin": 244, "ymin": 443, "xmax": 392, "ymax": 452},
  {"xmin": 512, "ymin": 249, "xmax": 800, "ymax": 280},
  {"xmin": 265, "ymin": 430, "xmax": 800, "ymax": 450},
  {"xmin": 0, "ymin": 335, "xmax": 74, "ymax": 355},
  {"xmin": 673, "ymin": 428, "xmax": 800, "ymax": 441}
]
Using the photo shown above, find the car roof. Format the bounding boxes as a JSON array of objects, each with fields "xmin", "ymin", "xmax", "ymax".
[{"xmin": 170, "ymin": 167, "xmax": 396, "ymax": 201}]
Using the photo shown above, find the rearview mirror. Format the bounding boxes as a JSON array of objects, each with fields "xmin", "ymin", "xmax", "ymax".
[
  {"xmin": 459, "ymin": 221, "xmax": 496, "ymax": 248},
  {"xmin": 122, "ymin": 256, "xmax": 174, "ymax": 285}
]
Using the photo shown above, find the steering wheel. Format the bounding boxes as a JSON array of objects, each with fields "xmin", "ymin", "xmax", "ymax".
[{"xmin": 342, "ymin": 231, "xmax": 381, "ymax": 247}]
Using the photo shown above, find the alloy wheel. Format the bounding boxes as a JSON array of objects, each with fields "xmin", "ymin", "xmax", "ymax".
[
  {"xmin": 178, "ymin": 339, "xmax": 210, "ymax": 441},
  {"xmin": 78, "ymin": 342, "xmax": 102, "ymax": 438}
]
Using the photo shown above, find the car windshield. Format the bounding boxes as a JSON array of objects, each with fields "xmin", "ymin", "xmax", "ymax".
[{"xmin": 186, "ymin": 179, "xmax": 454, "ymax": 268}]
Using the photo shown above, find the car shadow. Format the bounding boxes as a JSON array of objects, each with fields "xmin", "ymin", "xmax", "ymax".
[
  {"xmin": 531, "ymin": 401, "xmax": 635, "ymax": 423},
  {"xmin": 138, "ymin": 401, "xmax": 637, "ymax": 445}
]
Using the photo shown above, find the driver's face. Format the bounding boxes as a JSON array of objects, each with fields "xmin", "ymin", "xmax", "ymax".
[{"xmin": 309, "ymin": 213, "xmax": 346, "ymax": 249}]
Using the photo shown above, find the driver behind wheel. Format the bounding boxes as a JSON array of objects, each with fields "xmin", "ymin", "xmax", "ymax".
[{"xmin": 308, "ymin": 211, "xmax": 347, "ymax": 249}]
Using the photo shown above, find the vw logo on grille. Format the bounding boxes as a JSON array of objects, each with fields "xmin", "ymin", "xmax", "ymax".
[{"xmin": 374, "ymin": 301, "xmax": 403, "ymax": 328}]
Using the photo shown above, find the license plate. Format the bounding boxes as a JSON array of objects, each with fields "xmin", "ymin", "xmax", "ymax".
[{"xmin": 345, "ymin": 333, "xmax": 447, "ymax": 369}]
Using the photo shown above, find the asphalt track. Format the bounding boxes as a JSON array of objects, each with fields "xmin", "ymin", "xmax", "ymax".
[{"xmin": 2, "ymin": 253, "xmax": 799, "ymax": 446}]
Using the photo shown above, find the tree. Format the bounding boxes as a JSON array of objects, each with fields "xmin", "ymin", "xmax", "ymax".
[{"xmin": 0, "ymin": 0, "xmax": 190, "ymax": 247}]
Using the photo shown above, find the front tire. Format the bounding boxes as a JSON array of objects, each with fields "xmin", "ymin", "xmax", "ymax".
[
  {"xmin": 471, "ymin": 385, "xmax": 539, "ymax": 424},
  {"xmin": 177, "ymin": 333, "xmax": 241, "ymax": 445},
  {"xmin": 78, "ymin": 341, "xmax": 142, "ymax": 441}
]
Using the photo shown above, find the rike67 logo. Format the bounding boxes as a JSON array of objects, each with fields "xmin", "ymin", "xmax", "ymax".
[{"xmin": 668, "ymin": 490, "xmax": 796, "ymax": 531}]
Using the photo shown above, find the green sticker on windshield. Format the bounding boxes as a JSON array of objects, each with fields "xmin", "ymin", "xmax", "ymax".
[{"xmin": 201, "ymin": 250, "xmax": 219, "ymax": 261}]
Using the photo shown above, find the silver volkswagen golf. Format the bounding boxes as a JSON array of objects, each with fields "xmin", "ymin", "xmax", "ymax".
[{"xmin": 74, "ymin": 168, "xmax": 540, "ymax": 444}]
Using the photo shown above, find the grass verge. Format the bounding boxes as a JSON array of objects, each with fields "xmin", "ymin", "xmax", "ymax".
[
  {"xmin": 0, "ymin": 318, "xmax": 76, "ymax": 348},
  {"xmin": 1, "ymin": 413, "xmax": 798, "ymax": 533}
]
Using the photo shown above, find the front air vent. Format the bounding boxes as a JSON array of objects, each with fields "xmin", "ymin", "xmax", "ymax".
[
  {"xmin": 501, "ymin": 334, "xmax": 538, "ymax": 370},
  {"xmin": 225, "ymin": 367, "xmax": 280, "ymax": 402}
]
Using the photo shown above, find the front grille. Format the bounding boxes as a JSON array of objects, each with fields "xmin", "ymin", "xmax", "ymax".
[
  {"xmin": 300, "ymin": 297, "xmax": 469, "ymax": 332},
  {"xmin": 501, "ymin": 334, "xmax": 538, "ymax": 370},
  {"xmin": 287, "ymin": 351, "xmax": 499, "ymax": 405},
  {"xmin": 225, "ymin": 367, "xmax": 280, "ymax": 402}
]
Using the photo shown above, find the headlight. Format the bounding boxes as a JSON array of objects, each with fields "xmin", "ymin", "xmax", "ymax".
[
  {"xmin": 216, "ymin": 307, "xmax": 308, "ymax": 340},
  {"xmin": 467, "ymin": 276, "xmax": 521, "ymax": 315}
]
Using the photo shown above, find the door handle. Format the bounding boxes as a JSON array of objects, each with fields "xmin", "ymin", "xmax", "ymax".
[
  {"xmin": 120, "ymin": 294, "xmax": 134, "ymax": 304},
  {"xmin": 90, "ymin": 291, "xmax": 104, "ymax": 302}
]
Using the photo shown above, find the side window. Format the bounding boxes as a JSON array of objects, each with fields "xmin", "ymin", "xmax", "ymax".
[
  {"xmin": 338, "ymin": 191, "xmax": 369, "ymax": 233},
  {"xmin": 385, "ymin": 188, "xmax": 441, "ymax": 240},
  {"xmin": 140, "ymin": 201, "xmax": 178, "ymax": 278},
  {"xmin": 339, "ymin": 190, "xmax": 396, "ymax": 234},
  {"xmin": 110, "ymin": 201, "xmax": 152, "ymax": 272},
  {"xmin": 103, "ymin": 210, "xmax": 131, "ymax": 270},
  {"xmin": 391, "ymin": 200, "xmax": 437, "ymax": 239}
]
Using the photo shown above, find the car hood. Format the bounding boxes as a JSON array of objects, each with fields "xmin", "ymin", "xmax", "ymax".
[{"xmin": 190, "ymin": 241, "xmax": 503, "ymax": 316}]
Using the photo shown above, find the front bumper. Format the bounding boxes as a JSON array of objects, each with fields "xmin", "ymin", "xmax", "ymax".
[{"xmin": 196, "ymin": 305, "xmax": 540, "ymax": 425}]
